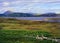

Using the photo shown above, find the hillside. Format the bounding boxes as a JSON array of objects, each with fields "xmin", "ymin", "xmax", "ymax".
[
  {"xmin": 0, "ymin": 11, "xmax": 60, "ymax": 17},
  {"xmin": 36, "ymin": 13, "xmax": 57, "ymax": 17},
  {"xmin": 0, "ymin": 11, "xmax": 35, "ymax": 17},
  {"xmin": 0, "ymin": 18, "xmax": 60, "ymax": 38}
]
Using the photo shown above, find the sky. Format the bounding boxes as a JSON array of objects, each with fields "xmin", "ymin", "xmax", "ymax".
[{"xmin": 0, "ymin": 0, "xmax": 60, "ymax": 14}]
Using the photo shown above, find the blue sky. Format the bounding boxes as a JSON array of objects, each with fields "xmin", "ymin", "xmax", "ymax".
[{"xmin": 0, "ymin": 0, "xmax": 60, "ymax": 14}]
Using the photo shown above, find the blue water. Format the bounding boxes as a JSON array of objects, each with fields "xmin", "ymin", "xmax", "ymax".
[{"xmin": 3, "ymin": 17, "xmax": 60, "ymax": 22}]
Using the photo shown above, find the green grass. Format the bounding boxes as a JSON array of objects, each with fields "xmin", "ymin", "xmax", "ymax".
[
  {"xmin": 0, "ymin": 18, "xmax": 60, "ymax": 38},
  {"xmin": 0, "ymin": 18, "xmax": 60, "ymax": 43},
  {"xmin": 0, "ymin": 30, "xmax": 58, "ymax": 43}
]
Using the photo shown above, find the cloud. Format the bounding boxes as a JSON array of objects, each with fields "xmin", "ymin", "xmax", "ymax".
[
  {"xmin": 1, "ymin": 0, "xmax": 60, "ymax": 7},
  {"xmin": 0, "ymin": 0, "xmax": 60, "ymax": 13},
  {"xmin": 14, "ymin": 0, "xmax": 60, "ymax": 3},
  {"xmin": 0, "ymin": 7, "xmax": 17, "ymax": 13},
  {"xmin": 2, "ymin": 2, "xmax": 10, "ymax": 6}
]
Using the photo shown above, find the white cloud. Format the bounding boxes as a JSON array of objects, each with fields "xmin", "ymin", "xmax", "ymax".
[
  {"xmin": 0, "ymin": 0, "xmax": 60, "ymax": 13},
  {"xmin": 0, "ymin": 7, "xmax": 16, "ymax": 13},
  {"xmin": 15, "ymin": 0, "xmax": 60, "ymax": 3},
  {"xmin": 1, "ymin": 0, "xmax": 60, "ymax": 7},
  {"xmin": 2, "ymin": 2, "xmax": 10, "ymax": 6},
  {"xmin": 4, "ymin": 7, "xmax": 16, "ymax": 11}
]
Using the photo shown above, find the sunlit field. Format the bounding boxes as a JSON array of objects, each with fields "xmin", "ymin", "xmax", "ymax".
[
  {"xmin": 0, "ymin": 18, "xmax": 60, "ymax": 43},
  {"xmin": 0, "ymin": 30, "xmax": 58, "ymax": 43}
]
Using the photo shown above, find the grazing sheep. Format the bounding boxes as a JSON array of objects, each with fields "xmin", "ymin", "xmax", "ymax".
[{"xmin": 36, "ymin": 35, "xmax": 43, "ymax": 40}]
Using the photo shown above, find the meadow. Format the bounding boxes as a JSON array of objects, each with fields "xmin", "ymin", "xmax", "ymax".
[
  {"xmin": 0, "ymin": 30, "xmax": 57, "ymax": 43},
  {"xmin": 0, "ymin": 17, "xmax": 60, "ymax": 43}
]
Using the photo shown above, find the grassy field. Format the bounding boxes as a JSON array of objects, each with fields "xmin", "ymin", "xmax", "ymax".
[
  {"xmin": 0, "ymin": 30, "xmax": 58, "ymax": 43},
  {"xmin": 0, "ymin": 17, "xmax": 60, "ymax": 43}
]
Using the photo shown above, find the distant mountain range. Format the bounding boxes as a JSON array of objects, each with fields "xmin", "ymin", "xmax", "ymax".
[{"xmin": 0, "ymin": 11, "xmax": 60, "ymax": 17}]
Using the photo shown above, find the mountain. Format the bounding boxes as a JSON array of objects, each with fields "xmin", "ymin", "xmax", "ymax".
[
  {"xmin": 0, "ymin": 14, "xmax": 6, "ymax": 17},
  {"xmin": 0, "ymin": 11, "xmax": 60, "ymax": 17},
  {"xmin": 6, "ymin": 13, "xmax": 35, "ymax": 17},
  {"xmin": 4, "ymin": 11, "xmax": 13, "ymax": 15},
  {"xmin": 36, "ymin": 13, "xmax": 58, "ymax": 17},
  {"xmin": 0, "ymin": 11, "xmax": 35, "ymax": 17}
]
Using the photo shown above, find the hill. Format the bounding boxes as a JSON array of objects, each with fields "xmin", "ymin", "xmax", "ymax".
[
  {"xmin": 0, "ymin": 11, "xmax": 60, "ymax": 17},
  {"xmin": 0, "ymin": 11, "xmax": 35, "ymax": 17},
  {"xmin": 36, "ymin": 13, "xmax": 60, "ymax": 17}
]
